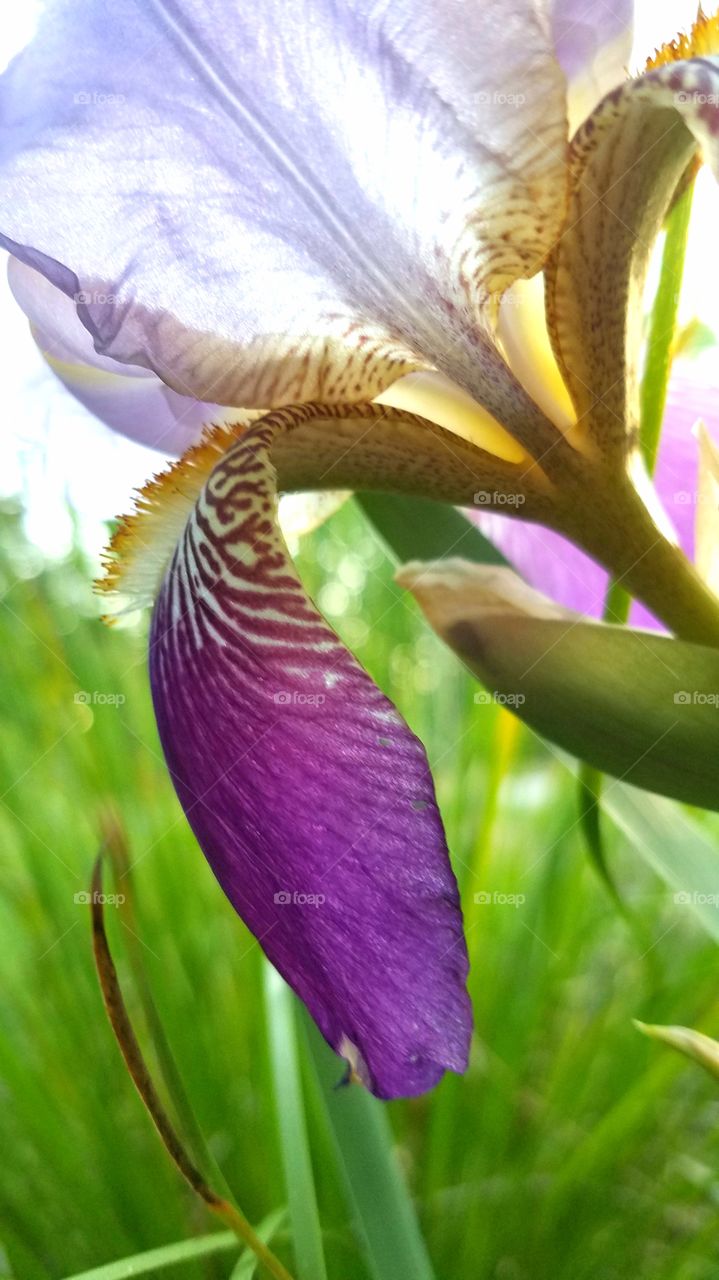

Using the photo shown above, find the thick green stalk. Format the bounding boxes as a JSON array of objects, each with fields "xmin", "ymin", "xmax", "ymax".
[
  {"xmin": 578, "ymin": 179, "xmax": 698, "ymax": 889},
  {"xmin": 562, "ymin": 472, "xmax": 719, "ymax": 646}
]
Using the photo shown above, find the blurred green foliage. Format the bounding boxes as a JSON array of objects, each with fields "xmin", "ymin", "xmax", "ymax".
[{"xmin": 1, "ymin": 495, "xmax": 719, "ymax": 1279}]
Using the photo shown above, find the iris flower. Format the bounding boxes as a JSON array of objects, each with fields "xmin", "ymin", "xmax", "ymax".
[{"xmin": 2, "ymin": 0, "xmax": 719, "ymax": 1099}]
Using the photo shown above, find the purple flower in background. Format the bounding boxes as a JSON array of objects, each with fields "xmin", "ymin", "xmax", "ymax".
[
  {"xmin": 2, "ymin": 0, "xmax": 719, "ymax": 1097},
  {"xmin": 477, "ymin": 364, "xmax": 719, "ymax": 628}
]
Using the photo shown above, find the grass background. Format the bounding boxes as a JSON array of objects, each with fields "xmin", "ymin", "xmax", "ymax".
[{"xmin": 2, "ymin": 494, "xmax": 719, "ymax": 1279}]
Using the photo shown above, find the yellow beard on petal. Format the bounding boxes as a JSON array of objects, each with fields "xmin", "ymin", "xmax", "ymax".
[
  {"xmin": 99, "ymin": 400, "xmax": 545, "ymax": 619},
  {"xmin": 644, "ymin": 10, "xmax": 719, "ymax": 70},
  {"xmin": 97, "ymin": 419, "xmax": 253, "ymax": 616}
]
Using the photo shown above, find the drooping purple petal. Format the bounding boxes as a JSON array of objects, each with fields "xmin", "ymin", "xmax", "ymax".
[
  {"xmin": 0, "ymin": 0, "xmax": 569, "ymax": 442},
  {"xmin": 476, "ymin": 368, "xmax": 719, "ymax": 627},
  {"xmin": 146, "ymin": 405, "xmax": 472, "ymax": 1098}
]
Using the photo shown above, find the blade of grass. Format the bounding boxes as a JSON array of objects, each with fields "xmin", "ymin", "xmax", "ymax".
[
  {"xmin": 422, "ymin": 707, "xmax": 520, "ymax": 1206},
  {"xmin": 302, "ymin": 1011, "xmax": 437, "ymax": 1280},
  {"xmin": 60, "ymin": 1230, "xmax": 238, "ymax": 1280},
  {"xmin": 101, "ymin": 811, "xmax": 237, "ymax": 1204},
  {"xmin": 603, "ymin": 784, "xmax": 719, "ymax": 943},
  {"xmin": 262, "ymin": 966, "xmax": 328, "ymax": 1280},
  {"xmin": 90, "ymin": 857, "xmax": 295, "ymax": 1280},
  {"xmin": 229, "ymin": 1210, "xmax": 288, "ymax": 1280}
]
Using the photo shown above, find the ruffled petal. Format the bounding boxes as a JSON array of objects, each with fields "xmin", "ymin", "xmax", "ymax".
[
  {"xmin": 545, "ymin": 54, "xmax": 719, "ymax": 459},
  {"xmin": 108, "ymin": 404, "xmax": 480, "ymax": 1097},
  {"xmin": 0, "ymin": 0, "xmax": 569, "ymax": 439},
  {"xmin": 7, "ymin": 258, "xmax": 231, "ymax": 455}
]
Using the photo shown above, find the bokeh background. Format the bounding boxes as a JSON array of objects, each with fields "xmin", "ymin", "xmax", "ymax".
[{"xmin": 3, "ymin": 3, "xmax": 719, "ymax": 1279}]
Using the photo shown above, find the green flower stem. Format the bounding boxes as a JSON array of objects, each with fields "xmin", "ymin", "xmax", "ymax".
[
  {"xmin": 599, "ymin": 179, "xmax": 695, "ymax": 624},
  {"xmin": 561, "ymin": 472, "xmax": 719, "ymax": 647},
  {"xmin": 640, "ymin": 180, "xmax": 695, "ymax": 475},
  {"xmin": 576, "ymin": 178, "xmax": 698, "ymax": 886}
]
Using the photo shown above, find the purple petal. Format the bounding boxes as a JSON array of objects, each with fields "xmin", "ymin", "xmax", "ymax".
[
  {"xmin": 148, "ymin": 409, "xmax": 471, "ymax": 1099},
  {"xmin": 0, "ymin": 0, "xmax": 569, "ymax": 437},
  {"xmin": 476, "ymin": 367, "xmax": 719, "ymax": 628}
]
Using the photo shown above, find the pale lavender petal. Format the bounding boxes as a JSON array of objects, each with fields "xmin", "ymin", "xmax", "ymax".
[
  {"xmin": 551, "ymin": 0, "xmax": 632, "ymax": 134},
  {"xmin": 0, "ymin": 0, "xmax": 569, "ymax": 440},
  {"xmin": 477, "ymin": 369, "xmax": 719, "ymax": 628},
  {"xmin": 7, "ymin": 257, "xmax": 227, "ymax": 455},
  {"xmin": 552, "ymin": 0, "xmax": 633, "ymax": 86},
  {"xmin": 146, "ymin": 407, "xmax": 471, "ymax": 1098}
]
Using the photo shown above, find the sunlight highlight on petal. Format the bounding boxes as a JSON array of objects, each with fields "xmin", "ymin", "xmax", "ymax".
[
  {"xmin": 497, "ymin": 276, "xmax": 579, "ymax": 441},
  {"xmin": 375, "ymin": 371, "xmax": 532, "ymax": 467}
]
